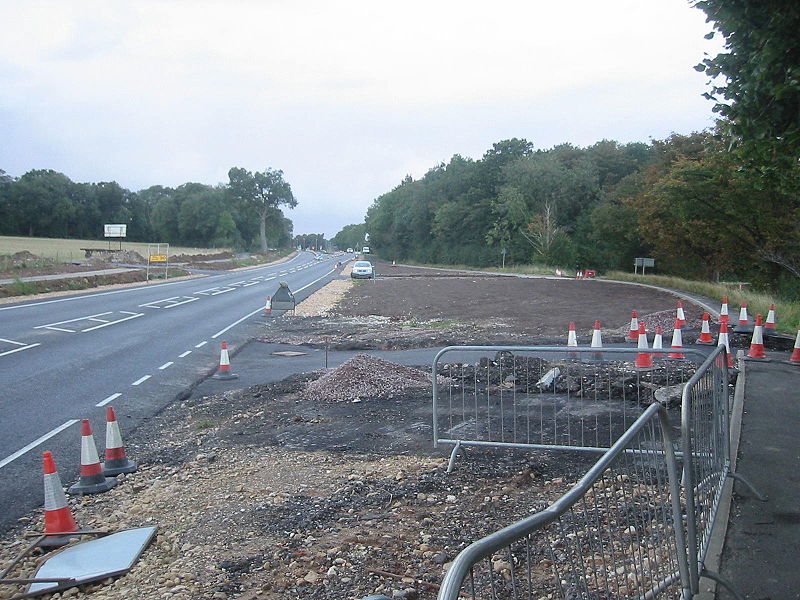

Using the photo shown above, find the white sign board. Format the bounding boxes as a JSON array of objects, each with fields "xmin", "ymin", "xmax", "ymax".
[{"xmin": 104, "ymin": 224, "xmax": 127, "ymax": 238}]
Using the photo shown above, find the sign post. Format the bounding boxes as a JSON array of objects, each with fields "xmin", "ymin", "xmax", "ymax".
[
  {"xmin": 634, "ymin": 257, "xmax": 655, "ymax": 275},
  {"xmin": 147, "ymin": 243, "xmax": 170, "ymax": 281},
  {"xmin": 103, "ymin": 224, "xmax": 127, "ymax": 250}
]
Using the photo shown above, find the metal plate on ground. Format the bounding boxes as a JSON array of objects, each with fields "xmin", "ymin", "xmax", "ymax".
[
  {"xmin": 27, "ymin": 527, "xmax": 157, "ymax": 595},
  {"xmin": 272, "ymin": 351, "xmax": 308, "ymax": 357}
]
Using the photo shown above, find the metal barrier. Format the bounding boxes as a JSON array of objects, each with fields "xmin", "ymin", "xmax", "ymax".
[
  {"xmin": 438, "ymin": 403, "xmax": 691, "ymax": 599},
  {"xmin": 432, "ymin": 346, "xmax": 705, "ymax": 470}
]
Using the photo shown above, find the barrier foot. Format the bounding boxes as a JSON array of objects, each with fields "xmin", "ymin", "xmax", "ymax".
[
  {"xmin": 728, "ymin": 471, "xmax": 768, "ymax": 502},
  {"xmin": 700, "ymin": 568, "xmax": 746, "ymax": 600},
  {"xmin": 446, "ymin": 441, "xmax": 462, "ymax": 473}
]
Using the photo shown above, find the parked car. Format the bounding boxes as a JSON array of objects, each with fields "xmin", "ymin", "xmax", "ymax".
[{"xmin": 351, "ymin": 260, "xmax": 374, "ymax": 279}]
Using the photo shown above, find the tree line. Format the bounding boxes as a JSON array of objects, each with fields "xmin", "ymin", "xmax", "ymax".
[{"xmin": 0, "ymin": 167, "xmax": 297, "ymax": 252}]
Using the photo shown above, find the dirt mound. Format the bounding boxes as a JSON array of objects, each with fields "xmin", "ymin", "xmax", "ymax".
[
  {"xmin": 108, "ymin": 250, "xmax": 147, "ymax": 264},
  {"xmin": 1, "ymin": 251, "xmax": 52, "ymax": 267},
  {"xmin": 302, "ymin": 354, "xmax": 436, "ymax": 402},
  {"xmin": 171, "ymin": 251, "xmax": 234, "ymax": 262}
]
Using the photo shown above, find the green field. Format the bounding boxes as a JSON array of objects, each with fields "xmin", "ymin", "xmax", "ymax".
[{"xmin": 0, "ymin": 236, "xmax": 225, "ymax": 261}]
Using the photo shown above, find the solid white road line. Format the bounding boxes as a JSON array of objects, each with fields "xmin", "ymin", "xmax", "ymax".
[
  {"xmin": 0, "ymin": 342, "xmax": 41, "ymax": 358},
  {"xmin": 211, "ymin": 268, "xmax": 336, "ymax": 339},
  {"xmin": 178, "ymin": 350, "xmax": 192, "ymax": 358},
  {"xmin": 132, "ymin": 375, "xmax": 151, "ymax": 386},
  {"xmin": 158, "ymin": 361, "xmax": 174, "ymax": 370},
  {"xmin": 0, "ymin": 420, "xmax": 79, "ymax": 470},
  {"xmin": 195, "ymin": 341, "xmax": 207, "ymax": 348},
  {"xmin": 35, "ymin": 312, "xmax": 112, "ymax": 329},
  {"xmin": 96, "ymin": 392, "xmax": 122, "ymax": 407},
  {"xmin": 82, "ymin": 312, "xmax": 144, "ymax": 332}
]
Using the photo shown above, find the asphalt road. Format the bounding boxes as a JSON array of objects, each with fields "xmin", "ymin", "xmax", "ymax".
[{"xmin": 0, "ymin": 251, "xmax": 342, "ymax": 533}]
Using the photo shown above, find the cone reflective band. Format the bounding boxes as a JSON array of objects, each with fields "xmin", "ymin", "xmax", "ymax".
[
  {"xmin": 676, "ymin": 301, "xmax": 686, "ymax": 328},
  {"xmin": 696, "ymin": 312, "xmax": 714, "ymax": 345},
  {"xmin": 628, "ymin": 311, "xmax": 639, "ymax": 341},
  {"xmin": 68, "ymin": 419, "xmax": 117, "ymax": 495},
  {"xmin": 717, "ymin": 321, "xmax": 734, "ymax": 368},
  {"xmin": 103, "ymin": 406, "xmax": 138, "ymax": 476},
  {"xmin": 787, "ymin": 330, "xmax": 800, "ymax": 365},
  {"xmin": 567, "ymin": 322, "xmax": 577, "ymax": 347},
  {"xmin": 213, "ymin": 340, "xmax": 239, "ymax": 380},
  {"xmin": 42, "ymin": 451, "xmax": 79, "ymax": 542},
  {"xmin": 669, "ymin": 319, "xmax": 685, "ymax": 359},
  {"xmin": 745, "ymin": 314, "xmax": 769, "ymax": 361},
  {"xmin": 765, "ymin": 304, "xmax": 776, "ymax": 330},
  {"xmin": 720, "ymin": 296, "xmax": 729, "ymax": 324}
]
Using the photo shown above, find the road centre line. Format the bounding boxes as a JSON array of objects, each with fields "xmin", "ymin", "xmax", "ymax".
[
  {"xmin": 211, "ymin": 268, "xmax": 336, "ymax": 339},
  {"xmin": 0, "ymin": 420, "xmax": 79, "ymax": 470},
  {"xmin": 132, "ymin": 375, "xmax": 151, "ymax": 386},
  {"xmin": 96, "ymin": 392, "xmax": 122, "ymax": 407},
  {"xmin": 0, "ymin": 342, "xmax": 41, "ymax": 358},
  {"xmin": 179, "ymin": 350, "xmax": 192, "ymax": 358},
  {"xmin": 158, "ymin": 361, "xmax": 174, "ymax": 370},
  {"xmin": 195, "ymin": 341, "xmax": 207, "ymax": 348}
]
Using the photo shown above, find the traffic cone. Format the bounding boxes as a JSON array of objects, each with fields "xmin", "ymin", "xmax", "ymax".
[
  {"xmin": 68, "ymin": 420, "xmax": 117, "ymax": 495},
  {"xmin": 719, "ymin": 296, "xmax": 729, "ymax": 324},
  {"xmin": 717, "ymin": 321, "xmax": 735, "ymax": 369},
  {"xmin": 675, "ymin": 301, "xmax": 686, "ymax": 328},
  {"xmin": 264, "ymin": 296, "xmax": 272, "ymax": 315},
  {"xmin": 212, "ymin": 341, "xmax": 239, "ymax": 380},
  {"xmin": 653, "ymin": 326, "xmax": 664, "ymax": 357},
  {"xmin": 745, "ymin": 314, "xmax": 769, "ymax": 361},
  {"xmin": 786, "ymin": 330, "xmax": 800, "ymax": 365},
  {"xmin": 764, "ymin": 304, "xmax": 777, "ymax": 335},
  {"xmin": 696, "ymin": 312, "xmax": 715, "ymax": 345},
  {"xmin": 567, "ymin": 321, "xmax": 578, "ymax": 347},
  {"xmin": 103, "ymin": 406, "xmax": 138, "ymax": 476},
  {"xmin": 40, "ymin": 451, "xmax": 81, "ymax": 547},
  {"xmin": 628, "ymin": 311, "xmax": 639, "ymax": 341},
  {"xmin": 588, "ymin": 320, "xmax": 603, "ymax": 362},
  {"xmin": 733, "ymin": 303, "xmax": 753, "ymax": 333},
  {"xmin": 668, "ymin": 319, "xmax": 685, "ymax": 359},
  {"xmin": 634, "ymin": 323, "xmax": 654, "ymax": 370}
]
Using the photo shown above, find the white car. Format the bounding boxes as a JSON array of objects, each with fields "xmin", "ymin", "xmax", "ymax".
[{"xmin": 351, "ymin": 261, "xmax": 374, "ymax": 279}]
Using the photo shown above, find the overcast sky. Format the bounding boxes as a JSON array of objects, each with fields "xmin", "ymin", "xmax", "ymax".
[{"xmin": 0, "ymin": 1, "xmax": 724, "ymax": 237}]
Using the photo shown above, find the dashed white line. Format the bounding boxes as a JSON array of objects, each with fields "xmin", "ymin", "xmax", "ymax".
[
  {"xmin": 195, "ymin": 341, "xmax": 207, "ymax": 348},
  {"xmin": 0, "ymin": 420, "xmax": 79, "ymax": 470},
  {"xmin": 178, "ymin": 350, "xmax": 192, "ymax": 358},
  {"xmin": 158, "ymin": 361, "xmax": 174, "ymax": 370},
  {"xmin": 132, "ymin": 375, "xmax": 151, "ymax": 386},
  {"xmin": 96, "ymin": 392, "xmax": 122, "ymax": 407}
]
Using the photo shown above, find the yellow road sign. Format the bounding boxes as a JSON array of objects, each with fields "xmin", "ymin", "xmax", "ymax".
[{"xmin": 149, "ymin": 254, "xmax": 168, "ymax": 262}]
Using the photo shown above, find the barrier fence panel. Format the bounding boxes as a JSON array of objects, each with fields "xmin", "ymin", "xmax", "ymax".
[
  {"xmin": 432, "ymin": 346, "xmax": 707, "ymax": 468},
  {"xmin": 437, "ymin": 403, "xmax": 691, "ymax": 600}
]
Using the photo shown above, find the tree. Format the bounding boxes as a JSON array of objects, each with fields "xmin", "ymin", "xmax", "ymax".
[{"xmin": 227, "ymin": 167, "xmax": 297, "ymax": 252}]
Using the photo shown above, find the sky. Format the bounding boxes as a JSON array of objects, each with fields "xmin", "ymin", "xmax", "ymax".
[{"xmin": 0, "ymin": 1, "xmax": 725, "ymax": 238}]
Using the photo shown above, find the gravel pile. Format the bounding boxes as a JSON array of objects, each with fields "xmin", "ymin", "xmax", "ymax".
[
  {"xmin": 108, "ymin": 250, "xmax": 147, "ymax": 264},
  {"xmin": 302, "ymin": 354, "xmax": 437, "ymax": 403},
  {"xmin": 613, "ymin": 308, "xmax": 707, "ymax": 336}
]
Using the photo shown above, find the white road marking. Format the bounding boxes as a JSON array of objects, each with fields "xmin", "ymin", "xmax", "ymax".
[
  {"xmin": 34, "ymin": 311, "xmax": 144, "ymax": 333},
  {"xmin": 178, "ymin": 350, "xmax": 192, "ymax": 358},
  {"xmin": 139, "ymin": 296, "xmax": 199, "ymax": 309},
  {"xmin": 211, "ymin": 268, "xmax": 337, "ymax": 339},
  {"xmin": 195, "ymin": 286, "xmax": 236, "ymax": 296},
  {"xmin": 158, "ymin": 361, "xmax": 174, "ymax": 370},
  {"xmin": 132, "ymin": 375, "xmax": 151, "ymax": 386},
  {"xmin": 96, "ymin": 392, "xmax": 122, "ymax": 407},
  {"xmin": 195, "ymin": 341, "xmax": 207, "ymax": 348},
  {"xmin": 82, "ymin": 311, "xmax": 144, "ymax": 332},
  {"xmin": 0, "ymin": 342, "xmax": 41, "ymax": 358},
  {"xmin": 0, "ymin": 420, "xmax": 79, "ymax": 470},
  {"xmin": 35, "ymin": 312, "xmax": 112, "ymax": 331}
]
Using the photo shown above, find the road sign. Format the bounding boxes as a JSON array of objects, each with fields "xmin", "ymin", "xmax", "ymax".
[
  {"xmin": 104, "ymin": 224, "xmax": 127, "ymax": 238},
  {"xmin": 149, "ymin": 254, "xmax": 168, "ymax": 263}
]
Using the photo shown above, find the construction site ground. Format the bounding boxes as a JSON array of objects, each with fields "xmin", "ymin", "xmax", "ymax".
[{"xmin": 1, "ymin": 260, "xmax": 796, "ymax": 600}]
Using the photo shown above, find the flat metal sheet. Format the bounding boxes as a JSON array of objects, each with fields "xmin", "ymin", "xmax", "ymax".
[
  {"xmin": 28, "ymin": 527, "xmax": 157, "ymax": 594},
  {"xmin": 272, "ymin": 351, "xmax": 307, "ymax": 357}
]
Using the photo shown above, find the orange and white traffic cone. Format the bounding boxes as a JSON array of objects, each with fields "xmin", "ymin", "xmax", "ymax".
[
  {"xmin": 103, "ymin": 406, "xmax": 138, "ymax": 476},
  {"xmin": 786, "ymin": 330, "xmax": 800, "ymax": 365},
  {"xmin": 745, "ymin": 314, "xmax": 769, "ymax": 361},
  {"xmin": 40, "ymin": 451, "xmax": 81, "ymax": 547},
  {"xmin": 668, "ymin": 319, "xmax": 685, "ymax": 359},
  {"xmin": 717, "ymin": 321, "xmax": 735, "ymax": 369},
  {"xmin": 675, "ymin": 301, "xmax": 686, "ymax": 328},
  {"xmin": 212, "ymin": 341, "xmax": 239, "ymax": 380},
  {"xmin": 733, "ymin": 302, "xmax": 753, "ymax": 333},
  {"xmin": 695, "ymin": 312, "xmax": 715, "ymax": 345},
  {"xmin": 566, "ymin": 321, "xmax": 578, "ymax": 359},
  {"xmin": 653, "ymin": 326, "xmax": 664, "ymax": 357},
  {"xmin": 764, "ymin": 303, "xmax": 777, "ymax": 336},
  {"xmin": 68, "ymin": 419, "xmax": 117, "ymax": 495},
  {"xmin": 719, "ymin": 296, "xmax": 729, "ymax": 324},
  {"xmin": 264, "ymin": 296, "xmax": 272, "ymax": 315},
  {"xmin": 587, "ymin": 320, "xmax": 603, "ymax": 362},
  {"xmin": 634, "ymin": 323, "xmax": 654, "ymax": 370},
  {"xmin": 628, "ymin": 311, "xmax": 639, "ymax": 341}
]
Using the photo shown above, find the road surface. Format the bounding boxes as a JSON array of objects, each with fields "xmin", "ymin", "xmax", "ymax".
[{"xmin": 0, "ymin": 251, "xmax": 341, "ymax": 533}]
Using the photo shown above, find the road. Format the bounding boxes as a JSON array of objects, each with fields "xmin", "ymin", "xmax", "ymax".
[{"xmin": 0, "ymin": 251, "xmax": 342, "ymax": 533}]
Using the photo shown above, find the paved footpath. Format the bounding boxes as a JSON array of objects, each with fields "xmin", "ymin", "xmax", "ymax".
[{"xmin": 717, "ymin": 358, "xmax": 800, "ymax": 599}]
